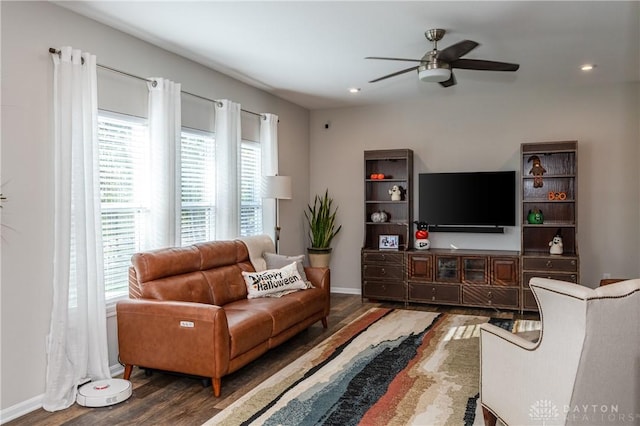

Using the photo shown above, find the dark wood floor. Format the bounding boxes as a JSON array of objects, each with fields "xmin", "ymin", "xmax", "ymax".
[{"xmin": 7, "ymin": 294, "xmax": 538, "ymax": 425}]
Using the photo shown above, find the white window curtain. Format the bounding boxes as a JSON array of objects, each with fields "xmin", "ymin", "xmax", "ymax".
[
  {"xmin": 214, "ymin": 100, "xmax": 241, "ymax": 240},
  {"xmin": 147, "ymin": 78, "xmax": 182, "ymax": 248},
  {"xmin": 260, "ymin": 113, "xmax": 279, "ymax": 242},
  {"xmin": 44, "ymin": 46, "xmax": 111, "ymax": 412}
]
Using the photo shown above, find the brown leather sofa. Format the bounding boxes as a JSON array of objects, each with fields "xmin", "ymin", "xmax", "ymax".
[{"xmin": 116, "ymin": 239, "xmax": 330, "ymax": 397}]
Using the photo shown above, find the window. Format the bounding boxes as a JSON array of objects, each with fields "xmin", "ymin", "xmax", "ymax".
[
  {"xmin": 179, "ymin": 129, "xmax": 264, "ymax": 242},
  {"xmin": 180, "ymin": 129, "xmax": 216, "ymax": 246},
  {"xmin": 97, "ymin": 113, "xmax": 265, "ymax": 303},
  {"xmin": 98, "ymin": 112, "xmax": 149, "ymax": 301},
  {"xmin": 240, "ymin": 140, "xmax": 263, "ymax": 236}
]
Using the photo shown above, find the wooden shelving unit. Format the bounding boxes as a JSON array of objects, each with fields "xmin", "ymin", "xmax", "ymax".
[
  {"xmin": 361, "ymin": 149, "xmax": 413, "ymax": 302},
  {"xmin": 521, "ymin": 141, "xmax": 579, "ymax": 311}
]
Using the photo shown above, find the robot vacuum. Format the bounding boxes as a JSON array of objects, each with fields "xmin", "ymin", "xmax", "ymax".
[{"xmin": 76, "ymin": 379, "xmax": 132, "ymax": 407}]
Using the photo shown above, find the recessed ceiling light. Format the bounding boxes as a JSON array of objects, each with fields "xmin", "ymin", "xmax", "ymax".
[
  {"xmin": 581, "ymin": 64, "xmax": 596, "ymax": 71},
  {"xmin": 349, "ymin": 88, "xmax": 361, "ymax": 93}
]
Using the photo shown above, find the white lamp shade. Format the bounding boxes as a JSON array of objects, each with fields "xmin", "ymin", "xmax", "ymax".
[
  {"xmin": 418, "ymin": 68, "xmax": 451, "ymax": 83},
  {"xmin": 262, "ymin": 175, "xmax": 292, "ymax": 199}
]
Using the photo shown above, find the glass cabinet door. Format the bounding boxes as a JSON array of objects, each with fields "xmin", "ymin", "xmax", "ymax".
[
  {"xmin": 435, "ymin": 256, "xmax": 460, "ymax": 283},
  {"xmin": 462, "ymin": 257, "xmax": 488, "ymax": 284}
]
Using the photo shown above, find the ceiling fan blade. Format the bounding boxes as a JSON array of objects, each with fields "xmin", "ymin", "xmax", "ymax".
[
  {"xmin": 439, "ymin": 71, "xmax": 457, "ymax": 88},
  {"xmin": 436, "ymin": 40, "xmax": 479, "ymax": 62},
  {"xmin": 369, "ymin": 66, "xmax": 419, "ymax": 83},
  {"xmin": 366, "ymin": 56, "xmax": 423, "ymax": 63},
  {"xmin": 450, "ymin": 58, "xmax": 520, "ymax": 71}
]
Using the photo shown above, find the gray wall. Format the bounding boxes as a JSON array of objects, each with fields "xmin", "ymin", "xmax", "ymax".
[
  {"xmin": 1, "ymin": 1, "xmax": 309, "ymax": 414},
  {"xmin": 310, "ymin": 84, "xmax": 640, "ymax": 292},
  {"xmin": 2, "ymin": 0, "xmax": 639, "ymax": 418}
]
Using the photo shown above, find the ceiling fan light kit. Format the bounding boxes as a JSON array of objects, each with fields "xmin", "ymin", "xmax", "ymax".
[
  {"xmin": 367, "ymin": 28, "xmax": 519, "ymax": 87},
  {"xmin": 418, "ymin": 67, "xmax": 451, "ymax": 83}
]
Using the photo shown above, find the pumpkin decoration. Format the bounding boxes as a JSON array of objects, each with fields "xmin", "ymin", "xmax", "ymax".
[
  {"xmin": 527, "ymin": 208, "xmax": 544, "ymax": 224},
  {"xmin": 370, "ymin": 211, "xmax": 388, "ymax": 223}
]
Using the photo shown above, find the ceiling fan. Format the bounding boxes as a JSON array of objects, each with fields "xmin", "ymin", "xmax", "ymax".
[{"xmin": 366, "ymin": 29, "xmax": 519, "ymax": 87}]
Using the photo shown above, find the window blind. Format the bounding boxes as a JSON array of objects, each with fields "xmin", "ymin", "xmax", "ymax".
[
  {"xmin": 240, "ymin": 140, "xmax": 262, "ymax": 236},
  {"xmin": 98, "ymin": 112, "xmax": 149, "ymax": 301},
  {"xmin": 180, "ymin": 130, "xmax": 216, "ymax": 246}
]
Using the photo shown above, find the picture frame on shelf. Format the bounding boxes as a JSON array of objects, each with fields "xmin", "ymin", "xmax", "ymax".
[{"xmin": 379, "ymin": 235, "xmax": 399, "ymax": 250}]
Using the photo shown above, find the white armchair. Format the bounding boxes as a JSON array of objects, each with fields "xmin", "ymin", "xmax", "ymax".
[{"xmin": 480, "ymin": 277, "xmax": 640, "ymax": 426}]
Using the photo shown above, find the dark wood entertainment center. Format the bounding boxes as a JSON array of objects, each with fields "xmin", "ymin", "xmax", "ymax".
[{"xmin": 361, "ymin": 143, "xmax": 579, "ymax": 312}]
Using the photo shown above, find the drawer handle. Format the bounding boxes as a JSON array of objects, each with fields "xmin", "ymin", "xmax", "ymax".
[
  {"xmin": 431, "ymin": 296, "xmax": 436, "ymax": 301},
  {"xmin": 546, "ymin": 260, "xmax": 553, "ymax": 268},
  {"xmin": 571, "ymin": 275, "xmax": 577, "ymax": 282},
  {"xmin": 381, "ymin": 268, "xmax": 386, "ymax": 275},
  {"xmin": 571, "ymin": 260, "xmax": 576, "ymax": 266},
  {"xmin": 381, "ymin": 254, "xmax": 385, "ymax": 261},
  {"xmin": 488, "ymin": 291, "xmax": 493, "ymax": 299},
  {"xmin": 431, "ymin": 288, "xmax": 436, "ymax": 294}
]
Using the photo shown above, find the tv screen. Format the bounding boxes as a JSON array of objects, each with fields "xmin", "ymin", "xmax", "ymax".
[{"xmin": 419, "ymin": 171, "xmax": 516, "ymax": 228}]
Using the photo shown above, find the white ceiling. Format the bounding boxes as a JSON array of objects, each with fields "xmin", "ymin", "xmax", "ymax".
[{"xmin": 56, "ymin": 1, "xmax": 640, "ymax": 110}]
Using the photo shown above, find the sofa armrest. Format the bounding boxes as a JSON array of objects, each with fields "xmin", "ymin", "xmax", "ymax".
[
  {"xmin": 305, "ymin": 267, "xmax": 330, "ymax": 290},
  {"xmin": 116, "ymin": 299, "xmax": 230, "ymax": 379},
  {"xmin": 305, "ymin": 267, "xmax": 330, "ymax": 319}
]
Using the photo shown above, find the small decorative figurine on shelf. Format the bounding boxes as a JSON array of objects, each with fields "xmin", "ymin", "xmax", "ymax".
[
  {"xmin": 527, "ymin": 208, "xmax": 544, "ymax": 224},
  {"xmin": 413, "ymin": 221, "xmax": 431, "ymax": 250},
  {"xmin": 388, "ymin": 185, "xmax": 404, "ymax": 201},
  {"xmin": 549, "ymin": 228, "xmax": 564, "ymax": 255},
  {"xmin": 528, "ymin": 155, "xmax": 546, "ymax": 188}
]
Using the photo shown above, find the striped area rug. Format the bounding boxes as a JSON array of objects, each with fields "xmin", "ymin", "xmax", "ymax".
[{"xmin": 206, "ymin": 308, "xmax": 539, "ymax": 426}]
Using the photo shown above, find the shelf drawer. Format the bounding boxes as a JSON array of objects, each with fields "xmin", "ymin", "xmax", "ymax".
[
  {"xmin": 462, "ymin": 286, "xmax": 519, "ymax": 308},
  {"xmin": 362, "ymin": 252, "xmax": 404, "ymax": 264},
  {"xmin": 363, "ymin": 281, "xmax": 406, "ymax": 300},
  {"xmin": 523, "ymin": 257, "xmax": 578, "ymax": 272},
  {"xmin": 363, "ymin": 264, "xmax": 404, "ymax": 280},
  {"xmin": 408, "ymin": 283, "xmax": 460, "ymax": 304},
  {"xmin": 523, "ymin": 272, "xmax": 578, "ymax": 287}
]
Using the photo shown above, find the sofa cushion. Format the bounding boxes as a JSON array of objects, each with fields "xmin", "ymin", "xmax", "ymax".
[
  {"xmin": 132, "ymin": 246, "xmax": 201, "ymax": 282},
  {"xmin": 226, "ymin": 288, "xmax": 325, "ymax": 336},
  {"xmin": 202, "ymin": 265, "xmax": 249, "ymax": 306},
  {"xmin": 242, "ymin": 262, "xmax": 307, "ymax": 299},
  {"xmin": 140, "ymin": 272, "xmax": 213, "ymax": 304},
  {"xmin": 224, "ymin": 308, "xmax": 273, "ymax": 358},
  {"xmin": 195, "ymin": 240, "xmax": 249, "ymax": 269}
]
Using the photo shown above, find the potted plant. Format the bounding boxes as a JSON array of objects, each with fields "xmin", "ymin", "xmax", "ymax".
[{"xmin": 305, "ymin": 189, "xmax": 342, "ymax": 267}]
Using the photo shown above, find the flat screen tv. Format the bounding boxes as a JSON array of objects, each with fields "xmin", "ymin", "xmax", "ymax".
[{"xmin": 418, "ymin": 171, "xmax": 516, "ymax": 232}]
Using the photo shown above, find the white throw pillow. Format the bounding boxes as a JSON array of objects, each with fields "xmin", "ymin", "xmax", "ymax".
[{"xmin": 242, "ymin": 262, "xmax": 308, "ymax": 299}]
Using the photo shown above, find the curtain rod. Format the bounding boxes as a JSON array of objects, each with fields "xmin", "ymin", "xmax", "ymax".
[{"xmin": 48, "ymin": 48, "xmax": 266, "ymax": 119}]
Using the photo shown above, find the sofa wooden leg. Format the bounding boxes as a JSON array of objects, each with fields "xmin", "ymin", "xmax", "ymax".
[
  {"xmin": 212, "ymin": 377, "xmax": 221, "ymax": 397},
  {"xmin": 482, "ymin": 406, "xmax": 497, "ymax": 426},
  {"xmin": 123, "ymin": 364, "xmax": 133, "ymax": 380},
  {"xmin": 321, "ymin": 317, "xmax": 328, "ymax": 329}
]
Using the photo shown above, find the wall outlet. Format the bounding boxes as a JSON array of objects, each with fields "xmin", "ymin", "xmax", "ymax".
[{"xmin": 602, "ymin": 273, "xmax": 611, "ymax": 279}]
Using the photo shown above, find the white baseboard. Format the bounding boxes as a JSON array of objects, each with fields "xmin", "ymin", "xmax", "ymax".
[
  {"xmin": 330, "ymin": 287, "xmax": 361, "ymax": 295},
  {"xmin": 0, "ymin": 363, "xmax": 125, "ymax": 424},
  {"xmin": 0, "ymin": 393, "xmax": 42, "ymax": 424},
  {"xmin": 110, "ymin": 363, "xmax": 124, "ymax": 377}
]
